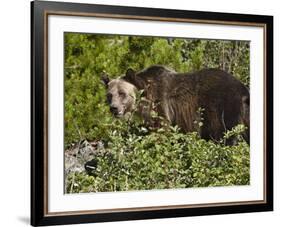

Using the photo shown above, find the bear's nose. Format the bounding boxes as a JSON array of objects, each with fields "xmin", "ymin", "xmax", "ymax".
[{"xmin": 110, "ymin": 106, "xmax": 119, "ymax": 114}]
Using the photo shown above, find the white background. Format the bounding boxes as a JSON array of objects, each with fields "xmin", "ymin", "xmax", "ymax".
[{"xmin": 0, "ymin": 0, "xmax": 279, "ymax": 226}]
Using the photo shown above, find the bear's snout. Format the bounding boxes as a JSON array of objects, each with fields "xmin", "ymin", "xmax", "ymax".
[{"xmin": 110, "ymin": 105, "xmax": 119, "ymax": 115}]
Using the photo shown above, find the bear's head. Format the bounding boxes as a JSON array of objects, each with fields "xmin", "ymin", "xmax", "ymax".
[{"xmin": 101, "ymin": 69, "xmax": 137, "ymax": 118}]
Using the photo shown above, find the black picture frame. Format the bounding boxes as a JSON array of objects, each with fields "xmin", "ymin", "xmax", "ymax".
[{"xmin": 31, "ymin": 0, "xmax": 273, "ymax": 226}]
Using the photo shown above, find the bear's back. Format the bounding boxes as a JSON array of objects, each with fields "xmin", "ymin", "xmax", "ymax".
[{"xmin": 123, "ymin": 65, "xmax": 249, "ymax": 143}]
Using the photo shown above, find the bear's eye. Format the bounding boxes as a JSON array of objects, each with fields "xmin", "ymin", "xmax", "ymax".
[
  {"xmin": 118, "ymin": 91, "xmax": 126, "ymax": 97},
  {"xmin": 106, "ymin": 93, "xmax": 112, "ymax": 102}
]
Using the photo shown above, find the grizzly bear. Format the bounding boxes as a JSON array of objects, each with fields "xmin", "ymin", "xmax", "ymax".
[{"xmin": 102, "ymin": 65, "xmax": 249, "ymax": 144}]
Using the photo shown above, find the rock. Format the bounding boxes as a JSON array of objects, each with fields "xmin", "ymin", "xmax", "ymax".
[{"xmin": 64, "ymin": 139, "xmax": 104, "ymax": 176}]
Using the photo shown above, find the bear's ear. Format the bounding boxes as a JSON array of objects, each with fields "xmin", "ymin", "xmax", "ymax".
[
  {"xmin": 101, "ymin": 73, "xmax": 110, "ymax": 87},
  {"xmin": 126, "ymin": 68, "xmax": 135, "ymax": 77},
  {"xmin": 124, "ymin": 68, "xmax": 136, "ymax": 82}
]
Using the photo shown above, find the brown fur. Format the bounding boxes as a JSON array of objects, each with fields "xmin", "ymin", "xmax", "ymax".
[{"xmin": 103, "ymin": 65, "xmax": 250, "ymax": 143}]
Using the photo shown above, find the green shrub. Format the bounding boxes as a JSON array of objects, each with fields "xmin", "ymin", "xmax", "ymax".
[{"xmin": 66, "ymin": 116, "xmax": 249, "ymax": 193}]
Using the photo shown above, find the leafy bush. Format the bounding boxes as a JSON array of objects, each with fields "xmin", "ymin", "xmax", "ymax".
[{"xmin": 66, "ymin": 116, "xmax": 249, "ymax": 193}]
